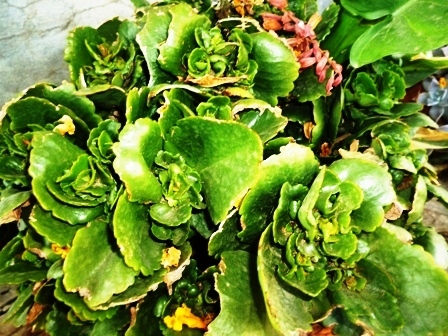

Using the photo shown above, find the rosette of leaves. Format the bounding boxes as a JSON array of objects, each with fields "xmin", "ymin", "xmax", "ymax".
[
  {"xmin": 29, "ymin": 131, "xmax": 116, "ymax": 225},
  {"xmin": 0, "ymin": 82, "xmax": 103, "ymax": 224},
  {"xmin": 269, "ymin": 157, "xmax": 395, "ymax": 297},
  {"xmin": 186, "ymin": 27, "xmax": 258, "ymax": 86},
  {"xmin": 136, "ymin": 2, "xmax": 299, "ymax": 104},
  {"xmin": 344, "ymin": 59, "xmax": 423, "ymax": 125},
  {"xmin": 65, "ymin": 17, "xmax": 146, "ymax": 91}
]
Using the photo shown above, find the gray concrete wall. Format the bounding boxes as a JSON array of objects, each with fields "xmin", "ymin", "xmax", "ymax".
[{"xmin": 0, "ymin": 0, "xmax": 135, "ymax": 106}]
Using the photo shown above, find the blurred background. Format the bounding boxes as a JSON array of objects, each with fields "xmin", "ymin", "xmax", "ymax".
[{"xmin": 0, "ymin": 0, "xmax": 134, "ymax": 107}]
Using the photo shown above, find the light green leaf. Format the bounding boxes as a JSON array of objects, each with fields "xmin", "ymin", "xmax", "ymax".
[
  {"xmin": 208, "ymin": 211, "xmax": 246, "ymax": 258},
  {"xmin": 112, "ymin": 118, "xmax": 163, "ymax": 203},
  {"xmin": 113, "ymin": 193, "xmax": 165, "ymax": 276},
  {"xmin": 250, "ymin": 32, "xmax": 299, "ymax": 105},
  {"xmin": 158, "ymin": 3, "xmax": 211, "ymax": 77},
  {"xmin": 167, "ymin": 117, "xmax": 263, "ymax": 224},
  {"xmin": 257, "ymin": 225, "xmax": 314, "ymax": 334},
  {"xmin": 239, "ymin": 143, "xmax": 319, "ymax": 242},
  {"xmin": 206, "ymin": 250, "xmax": 273, "ymax": 335},
  {"xmin": 136, "ymin": 5, "xmax": 175, "ymax": 87},
  {"xmin": 344, "ymin": 0, "xmax": 448, "ymax": 67},
  {"xmin": 63, "ymin": 218, "xmax": 137, "ymax": 308},
  {"xmin": 346, "ymin": 228, "xmax": 448, "ymax": 335}
]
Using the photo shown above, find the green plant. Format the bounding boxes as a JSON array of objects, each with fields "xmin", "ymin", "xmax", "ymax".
[{"xmin": 2, "ymin": 0, "xmax": 448, "ymax": 335}]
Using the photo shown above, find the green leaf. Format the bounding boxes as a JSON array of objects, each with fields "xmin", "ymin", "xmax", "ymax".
[
  {"xmin": 87, "ymin": 119, "xmax": 121, "ymax": 163},
  {"xmin": 90, "ymin": 308, "xmax": 130, "ymax": 336},
  {"xmin": 113, "ymin": 193, "xmax": 165, "ymax": 276},
  {"xmin": 136, "ymin": 5, "xmax": 175, "ymax": 87},
  {"xmin": 29, "ymin": 132, "xmax": 104, "ymax": 224},
  {"xmin": 329, "ymin": 158, "xmax": 395, "ymax": 232},
  {"xmin": 125, "ymin": 87, "xmax": 152, "ymax": 123},
  {"xmin": 0, "ymin": 190, "xmax": 30, "ymax": 224},
  {"xmin": 257, "ymin": 225, "xmax": 314, "ymax": 334},
  {"xmin": 167, "ymin": 117, "xmax": 263, "ymax": 224},
  {"xmin": 315, "ymin": 4, "xmax": 340, "ymax": 41},
  {"xmin": 208, "ymin": 211, "xmax": 246, "ymax": 258},
  {"xmin": 54, "ymin": 279, "xmax": 118, "ymax": 321},
  {"xmin": 206, "ymin": 250, "xmax": 272, "ymax": 335},
  {"xmin": 112, "ymin": 118, "xmax": 163, "ymax": 203},
  {"xmin": 0, "ymin": 236, "xmax": 23, "ymax": 270},
  {"xmin": 158, "ymin": 3, "xmax": 211, "ymax": 77},
  {"xmin": 63, "ymin": 218, "xmax": 137, "ymax": 308},
  {"xmin": 22, "ymin": 82, "xmax": 101, "ymax": 129},
  {"xmin": 343, "ymin": 228, "xmax": 448, "ymax": 335},
  {"xmin": 29, "ymin": 205, "xmax": 82, "ymax": 247},
  {"xmin": 234, "ymin": 99, "xmax": 288, "ymax": 143},
  {"xmin": 239, "ymin": 143, "xmax": 319, "ymax": 242},
  {"xmin": 1, "ymin": 283, "xmax": 33, "ymax": 327},
  {"xmin": 344, "ymin": 0, "xmax": 448, "ymax": 67},
  {"xmin": 45, "ymin": 304, "xmax": 93, "ymax": 336},
  {"xmin": 0, "ymin": 261, "xmax": 47, "ymax": 284},
  {"xmin": 250, "ymin": 32, "xmax": 299, "ymax": 105},
  {"xmin": 97, "ymin": 270, "xmax": 167, "ymax": 310},
  {"xmin": 124, "ymin": 290, "xmax": 165, "ymax": 336},
  {"xmin": 292, "ymin": 68, "xmax": 329, "ymax": 103},
  {"xmin": 64, "ymin": 26, "xmax": 103, "ymax": 87},
  {"xmin": 7, "ymin": 97, "xmax": 91, "ymax": 145}
]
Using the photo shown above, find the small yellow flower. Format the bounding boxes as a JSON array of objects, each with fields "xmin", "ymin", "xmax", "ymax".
[
  {"xmin": 161, "ymin": 246, "xmax": 181, "ymax": 268},
  {"xmin": 51, "ymin": 244, "xmax": 70, "ymax": 259},
  {"xmin": 163, "ymin": 304, "xmax": 207, "ymax": 331},
  {"xmin": 53, "ymin": 115, "xmax": 75, "ymax": 135}
]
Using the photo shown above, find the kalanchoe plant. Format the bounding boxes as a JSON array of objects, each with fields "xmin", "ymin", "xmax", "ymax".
[{"xmin": 2, "ymin": 0, "xmax": 448, "ymax": 335}]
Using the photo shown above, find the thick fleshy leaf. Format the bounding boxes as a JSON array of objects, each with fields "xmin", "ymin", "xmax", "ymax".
[
  {"xmin": 64, "ymin": 27, "xmax": 103, "ymax": 87},
  {"xmin": 344, "ymin": 0, "xmax": 448, "ymax": 67},
  {"xmin": 29, "ymin": 132, "xmax": 104, "ymax": 224},
  {"xmin": 239, "ymin": 143, "xmax": 319, "ymax": 242},
  {"xmin": 0, "ymin": 190, "xmax": 30, "ymax": 224},
  {"xmin": 338, "ymin": 228, "xmax": 448, "ymax": 335},
  {"xmin": 87, "ymin": 119, "xmax": 121, "ymax": 163},
  {"xmin": 234, "ymin": 99, "xmax": 288, "ymax": 143},
  {"xmin": 63, "ymin": 219, "xmax": 137, "ymax": 308},
  {"xmin": 29, "ymin": 205, "xmax": 82, "ymax": 247},
  {"xmin": 97, "ymin": 270, "xmax": 167, "ymax": 310},
  {"xmin": 208, "ymin": 211, "xmax": 247, "ymax": 258},
  {"xmin": 113, "ymin": 193, "xmax": 165, "ymax": 276},
  {"xmin": 54, "ymin": 279, "xmax": 118, "ymax": 321},
  {"xmin": 1, "ymin": 283, "xmax": 33, "ymax": 327},
  {"xmin": 257, "ymin": 225, "xmax": 314, "ymax": 334},
  {"xmin": 90, "ymin": 309, "xmax": 130, "ymax": 336},
  {"xmin": 329, "ymin": 158, "xmax": 395, "ymax": 232},
  {"xmin": 0, "ymin": 236, "xmax": 23, "ymax": 270},
  {"xmin": 22, "ymin": 82, "xmax": 102, "ymax": 129},
  {"xmin": 112, "ymin": 118, "xmax": 163, "ymax": 203},
  {"xmin": 124, "ymin": 289, "xmax": 165, "ymax": 336},
  {"xmin": 205, "ymin": 250, "xmax": 272, "ymax": 335},
  {"xmin": 125, "ymin": 87, "xmax": 152, "ymax": 123},
  {"xmin": 292, "ymin": 68, "xmax": 329, "ymax": 103},
  {"xmin": 167, "ymin": 117, "xmax": 263, "ymax": 224},
  {"xmin": 7, "ymin": 97, "xmax": 91, "ymax": 144},
  {"xmin": 0, "ymin": 261, "xmax": 47, "ymax": 285},
  {"xmin": 45, "ymin": 304, "xmax": 93, "ymax": 336},
  {"xmin": 136, "ymin": 5, "xmax": 175, "ymax": 87},
  {"xmin": 250, "ymin": 32, "xmax": 299, "ymax": 105},
  {"xmin": 158, "ymin": 3, "xmax": 211, "ymax": 77}
]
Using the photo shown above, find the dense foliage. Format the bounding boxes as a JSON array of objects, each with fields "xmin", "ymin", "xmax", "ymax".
[{"xmin": 2, "ymin": 0, "xmax": 448, "ymax": 334}]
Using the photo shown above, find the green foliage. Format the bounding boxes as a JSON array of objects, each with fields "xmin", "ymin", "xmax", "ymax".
[{"xmin": 2, "ymin": 0, "xmax": 448, "ymax": 335}]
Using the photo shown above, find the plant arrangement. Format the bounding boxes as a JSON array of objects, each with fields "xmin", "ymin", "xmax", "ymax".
[{"xmin": 2, "ymin": 0, "xmax": 448, "ymax": 335}]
